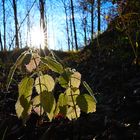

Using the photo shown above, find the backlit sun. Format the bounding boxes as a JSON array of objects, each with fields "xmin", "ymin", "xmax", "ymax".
[
  {"xmin": 31, "ymin": 26, "xmax": 55, "ymax": 50},
  {"xmin": 31, "ymin": 27, "xmax": 45, "ymax": 48}
]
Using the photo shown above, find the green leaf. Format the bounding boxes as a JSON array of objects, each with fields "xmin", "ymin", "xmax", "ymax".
[
  {"xmin": 32, "ymin": 95, "xmax": 40, "ymax": 106},
  {"xmin": 15, "ymin": 95, "xmax": 32, "ymax": 121},
  {"xmin": 67, "ymin": 106, "xmax": 80, "ymax": 120},
  {"xmin": 35, "ymin": 74, "xmax": 55, "ymax": 93},
  {"xmin": 69, "ymin": 72, "xmax": 81, "ymax": 88},
  {"xmin": 66, "ymin": 88, "xmax": 80, "ymax": 106},
  {"xmin": 25, "ymin": 53, "xmax": 40, "ymax": 72},
  {"xmin": 58, "ymin": 93, "xmax": 68, "ymax": 106},
  {"xmin": 32, "ymin": 95, "xmax": 44, "ymax": 116},
  {"xmin": 59, "ymin": 106, "xmax": 67, "ymax": 117},
  {"xmin": 6, "ymin": 51, "xmax": 28, "ymax": 90},
  {"xmin": 53, "ymin": 103, "xmax": 60, "ymax": 117},
  {"xmin": 136, "ymin": 42, "xmax": 139, "ymax": 48},
  {"xmin": 41, "ymin": 56, "xmax": 64, "ymax": 74},
  {"xmin": 76, "ymin": 94, "xmax": 96, "ymax": 113},
  {"xmin": 15, "ymin": 77, "xmax": 34, "ymax": 120},
  {"xmin": 57, "ymin": 93, "xmax": 68, "ymax": 117},
  {"xmin": 58, "ymin": 68, "xmax": 73, "ymax": 88},
  {"xmin": 83, "ymin": 81, "xmax": 97, "ymax": 103},
  {"xmin": 18, "ymin": 77, "xmax": 34, "ymax": 98},
  {"xmin": 40, "ymin": 91, "xmax": 56, "ymax": 121}
]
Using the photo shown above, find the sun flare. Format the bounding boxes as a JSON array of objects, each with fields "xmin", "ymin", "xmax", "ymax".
[{"xmin": 31, "ymin": 27, "xmax": 45, "ymax": 48}]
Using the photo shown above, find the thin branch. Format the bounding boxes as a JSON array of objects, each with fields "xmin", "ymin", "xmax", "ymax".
[{"xmin": 9, "ymin": 0, "xmax": 37, "ymax": 50}]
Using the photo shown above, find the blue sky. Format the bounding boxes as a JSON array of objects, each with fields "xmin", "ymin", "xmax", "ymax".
[
  {"xmin": 0, "ymin": 0, "xmax": 116, "ymax": 51},
  {"xmin": 45, "ymin": 0, "xmax": 116, "ymax": 50}
]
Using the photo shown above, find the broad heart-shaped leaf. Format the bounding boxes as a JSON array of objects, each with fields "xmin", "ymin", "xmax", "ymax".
[
  {"xmin": 40, "ymin": 91, "xmax": 56, "ymax": 121},
  {"xmin": 15, "ymin": 95, "xmax": 32, "ymax": 122},
  {"xmin": 69, "ymin": 72, "xmax": 81, "ymax": 88},
  {"xmin": 32, "ymin": 95, "xmax": 40, "ymax": 106},
  {"xmin": 58, "ymin": 68, "xmax": 73, "ymax": 88},
  {"xmin": 76, "ymin": 94, "xmax": 96, "ymax": 113},
  {"xmin": 18, "ymin": 77, "xmax": 34, "ymax": 97},
  {"xmin": 15, "ymin": 77, "xmax": 34, "ymax": 120},
  {"xmin": 83, "ymin": 81, "xmax": 97, "ymax": 103},
  {"xmin": 66, "ymin": 88, "xmax": 80, "ymax": 106},
  {"xmin": 35, "ymin": 74, "xmax": 55, "ymax": 93},
  {"xmin": 41, "ymin": 56, "xmax": 64, "ymax": 74},
  {"xmin": 66, "ymin": 105, "xmax": 80, "ymax": 120},
  {"xmin": 6, "ymin": 51, "xmax": 29, "ymax": 91},
  {"xmin": 26, "ymin": 53, "xmax": 40, "ymax": 72},
  {"xmin": 32, "ymin": 95, "xmax": 44, "ymax": 116},
  {"xmin": 57, "ymin": 93, "xmax": 68, "ymax": 117},
  {"xmin": 58, "ymin": 93, "xmax": 68, "ymax": 106}
]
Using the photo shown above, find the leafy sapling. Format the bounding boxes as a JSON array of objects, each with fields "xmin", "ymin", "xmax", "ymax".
[{"xmin": 7, "ymin": 48, "xmax": 97, "ymax": 123}]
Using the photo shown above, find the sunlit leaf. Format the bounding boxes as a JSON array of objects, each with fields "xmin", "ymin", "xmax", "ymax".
[
  {"xmin": 58, "ymin": 93, "xmax": 68, "ymax": 106},
  {"xmin": 15, "ymin": 77, "xmax": 34, "ymax": 121},
  {"xmin": 40, "ymin": 91, "xmax": 56, "ymax": 121},
  {"xmin": 15, "ymin": 95, "xmax": 32, "ymax": 121},
  {"xmin": 76, "ymin": 94, "xmax": 96, "ymax": 113},
  {"xmin": 83, "ymin": 81, "xmax": 97, "ymax": 103},
  {"xmin": 32, "ymin": 95, "xmax": 40, "ymax": 106},
  {"xmin": 32, "ymin": 95, "xmax": 44, "ymax": 116},
  {"xmin": 53, "ymin": 103, "xmax": 60, "ymax": 117},
  {"xmin": 58, "ymin": 68, "xmax": 73, "ymax": 88},
  {"xmin": 66, "ymin": 88, "xmax": 80, "ymax": 106},
  {"xmin": 26, "ymin": 53, "xmax": 40, "ymax": 72},
  {"xmin": 136, "ymin": 42, "xmax": 139, "ymax": 48},
  {"xmin": 15, "ymin": 98, "xmax": 23, "ymax": 118},
  {"xmin": 35, "ymin": 74, "xmax": 55, "ymax": 93},
  {"xmin": 41, "ymin": 56, "xmax": 64, "ymax": 74},
  {"xmin": 69, "ymin": 72, "xmax": 81, "ymax": 88},
  {"xmin": 18, "ymin": 77, "xmax": 34, "ymax": 98},
  {"xmin": 57, "ymin": 93, "xmax": 68, "ymax": 117},
  {"xmin": 66, "ymin": 88, "xmax": 80, "ymax": 96},
  {"xmin": 67, "ymin": 106, "xmax": 80, "ymax": 120}
]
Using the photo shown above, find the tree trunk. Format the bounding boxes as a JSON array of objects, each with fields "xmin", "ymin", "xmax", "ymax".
[
  {"xmin": 0, "ymin": 31, "xmax": 3, "ymax": 51},
  {"xmin": 83, "ymin": 14, "xmax": 87, "ymax": 46},
  {"xmin": 39, "ymin": 0, "xmax": 46, "ymax": 29},
  {"xmin": 13, "ymin": 0, "xmax": 19, "ymax": 49},
  {"xmin": 97, "ymin": 0, "xmax": 101, "ymax": 34},
  {"xmin": 63, "ymin": 1, "xmax": 71, "ymax": 51},
  {"xmin": 69, "ymin": 15, "xmax": 74, "ymax": 51},
  {"xmin": 2, "ymin": 0, "xmax": 6, "ymax": 51},
  {"xmin": 70, "ymin": 0, "xmax": 78, "ymax": 50},
  {"xmin": 39, "ymin": 0, "xmax": 47, "ymax": 48},
  {"xmin": 91, "ymin": 0, "xmax": 94, "ymax": 41},
  {"xmin": 26, "ymin": 1, "xmax": 31, "ymax": 47}
]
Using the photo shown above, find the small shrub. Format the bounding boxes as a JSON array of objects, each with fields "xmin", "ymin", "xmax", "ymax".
[{"xmin": 6, "ymin": 48, "xmax": 97, "ymax": 124}]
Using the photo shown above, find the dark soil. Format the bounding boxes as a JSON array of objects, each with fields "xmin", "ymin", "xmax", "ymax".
[{"xmin": 0, "ymin": 31, "xmax": 140, "ymax": 140}]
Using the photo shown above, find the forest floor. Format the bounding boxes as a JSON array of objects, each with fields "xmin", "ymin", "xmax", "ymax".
[{"xmin": 0, "ymin": 30, "xmax": 140, "ymax": 140}]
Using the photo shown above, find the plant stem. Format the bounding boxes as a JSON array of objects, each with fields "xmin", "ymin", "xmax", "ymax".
[
  {"xmin": 69, "ymin": 79, "xmax": 78, "ymax": 119},
  {"xmin": 33, "ymin": 53, "xmax": 43, "ymax": 116}
]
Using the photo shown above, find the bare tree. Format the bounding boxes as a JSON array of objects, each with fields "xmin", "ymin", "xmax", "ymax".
[
  {"xmin": 69, "ymin": 12, "xmax": 74, "ymax": 51},
  {"xmin": 39, "ymin": 0, "xmax": 47, "ymax": 48},
  {"xmin": 62, "ymin": 0, "xmax": 71, "ymax": 50},
  {"xmin": 2, "ymin": 0, "xmax": 6, "ymax": 51},
  {"xmin": 70, "ymin": 0, "xmax": 78, "ymax": 50},
  {"xmin": 91, "ymin": 0, "xmax": 95, "ymax": 41},
  {"xmin": 79, "ymin": 1, "xmax": 88, "ymax": 46},
  {"xmin": 13, "ymin": 0, "xmax": 19, "ymax": 48},
  {"xmin": 39, "ymin": 0, "xmax": 46, "ymax": 29},
  {"xmin": 0, "ymin": 30, "xmax": 3, "ymax": 51},
  {"xmin": 97, "ymin": 0, "xmax": 101, "ymax": 34},
  {"xmin": 26, "ymin": 0, "xmax": 31, "ymax": 47}
]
